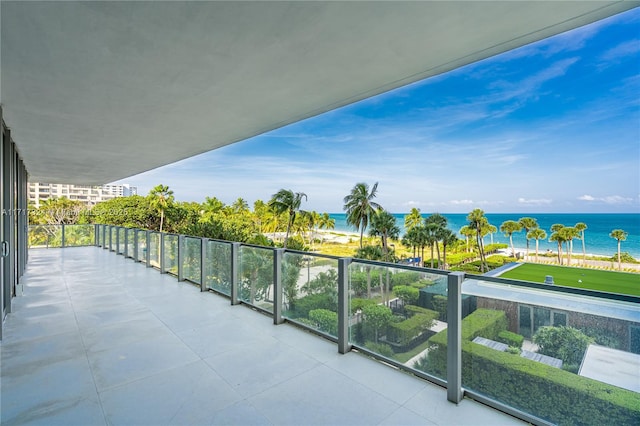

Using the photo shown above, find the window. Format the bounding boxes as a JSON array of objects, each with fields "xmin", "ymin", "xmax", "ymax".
[{"xmin": 518, "ymin": 305, "xmax": 568, "ymax": 338}]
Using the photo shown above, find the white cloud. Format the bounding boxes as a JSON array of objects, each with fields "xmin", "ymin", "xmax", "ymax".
[
  {"xmin": 449, "ymin": 199, "xmax": 474, "ymax": 205},
  {"xmin": 578, "ymin": 194, "xmax": 633, "ymax": 204},
  {"xmin": 518, "ymin": 198, "xmax": 552, "ymax": 205}
]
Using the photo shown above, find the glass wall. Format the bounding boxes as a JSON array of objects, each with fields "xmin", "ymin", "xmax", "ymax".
[
  {"xmin": 136, "ymin": 230, "xmax": 147, "ymax": 263},
  {"xmin": 239, "ymin": 245, "xmax": 274, "ymax": 313},
  {"xmin": 148, "ymin": 232, "xmax": 160, "ymax": 268},
  {"xmin": 28, "ymin": 225, "xmax": 62, "ymax": 248},
  {"xmin": 204, "ymin": 240, "xmax": 232, "ymax": 296},
  {"xmin": 460, "ymin": 275, "xmax": 640, "ymax": 425},
  {"xmin": 183, "ymin": 237, "xmax": 201, "ymax": 284},
  {"xmin": 282, "ymin": 252, "xmax": 339, "ymax": 339},
  {"xmin": 163, "ymin": 234, "xmax": 178, "ymax": 275},
  {"xmin": 349, "ymin": 260, "xmax": 449, "ymax": 380}
]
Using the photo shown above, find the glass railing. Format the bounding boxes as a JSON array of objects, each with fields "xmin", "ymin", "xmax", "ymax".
[
  {"xmin": 282, "ymin": 252, "xmax": 339, "ymax": 339},
  {"xmin": 117, "ymin": 227, "xmax": 125, "ymax": 254},
  {"xmin": 96, "ymin": 224, "xmax": 102, "ymax": 246},
  {"xmin": 125, "ymin": 228, "xmax": 135, "ymax": 258},
  {"xmin": 28, "ymin": 225, "xmax": 63, "ymax": 248},
  {"xmin": 32, "ymin": 223, "xmax": 640, "ymax": 425},
  {"xmin": 110, "ymin": 226, "xmax": 117, "ymax": 252},
  {"xmin": 163, "ymin": 234, "xmax": 178, "ymax": 275},
  {"xmin": 239, "ymin": 245, "xmax": 275, "ymax": 313},
  {"xmin": 136, "ymin": 229, "xmax": 147, "ymax": 263},
  {"xmin": 458, "ymin": 274, "xmax": 640, "ymax": 425},
  {"xmin": 148, "ymin": 232, "xmax": 160, "ymax": 268},
  {"xmin": 349, "ymin": 260, "xmax": 449, "ymax": 381},
  {"xmin": 183, "ymin": 236, "xmax": 201, "ymax": 284},
  {"xmin": 204, "ymin": 240, "xmax": 232, "ymax": 296}
]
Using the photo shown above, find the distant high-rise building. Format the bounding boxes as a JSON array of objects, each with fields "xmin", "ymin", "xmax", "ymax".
[{"xmin": 28, "ymin": 182, "xmax": 138, "ymax": 207}]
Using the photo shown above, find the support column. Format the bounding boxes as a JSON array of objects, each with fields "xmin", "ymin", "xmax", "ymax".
[
  {"xmin": 273, "ymin": 249, "xmax": 284, "ymax": 325},
  {"xmin": 178, "ymin": 235, "xmax": 185, "ymax": 281},
  {"xmin": 200, "ymin": 238, "xmax": 207, "ymax": 292},
  {"xmin": 231, "ymin": 242, "xmax": 240, "ymax": 305}
]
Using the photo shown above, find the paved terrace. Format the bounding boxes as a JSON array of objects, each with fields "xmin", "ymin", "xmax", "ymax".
[{"xmin": 1, "ymin": 247, "xmax": 523, "ymax": 426}]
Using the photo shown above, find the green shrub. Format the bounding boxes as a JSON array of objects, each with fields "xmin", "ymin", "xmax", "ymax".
[
  {"xmin": 505, "ymin": 346, "xmax": 521, "ymax": 355},
  {"xmin": 308, "ymin": 309, "xmax": 338, "ymax": 335},
  {"xmin": 394, "ymin": 285, "xmax": 419, "ymax": 305},
  {"xmin": 497, "ymin": 330, "xmax": 524, "ymax": 348},
  {"xmin": 404, "ymin": 305, "xmax": 436, "ymax": 317},
  {"xmin": 291, "ymin": 293, "xmax": 335, "ymax": 318},
  {"xmin": 350, "ymin": 298, "xmax": 377, "ymax": 313},
  {"xmin": 364, "ymin": 341, "xmax": 395, "ymax": 358},
  {"xmin": 390, "ymin": 271, "xmax": 422, "ymax": 287},
  {"xmin": 418, "ymin": 310, "xmax": 638, "ymax": 424},
  {"xmin": 533, "ymin": 326, "xmax": 593, "ymax": 366},
  {"xmin": 411, "ymin": 279, "xmax": 436, "ymax": 289},
  {"xmin": 387, "ymin": 309, "xmax": 438, "ymax": 346}
]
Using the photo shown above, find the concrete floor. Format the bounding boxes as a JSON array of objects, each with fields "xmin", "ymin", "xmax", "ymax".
[{"xmin": 1, "ymin": 247, "xmax": 524, "ymax": 426}]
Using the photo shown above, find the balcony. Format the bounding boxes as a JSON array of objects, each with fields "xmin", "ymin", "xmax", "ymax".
[
  {"xmin": 0, "ymin": 246, "xmax": 520, "ymax": 425},
  {"xmin": 3, "ymin": 224, "xmax": 639, "ymax": 425}
]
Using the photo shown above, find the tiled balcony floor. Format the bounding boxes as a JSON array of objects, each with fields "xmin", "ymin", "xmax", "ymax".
[{"xmin": 1, "ymin": 247, "xmax": 523, "ymax": 425}]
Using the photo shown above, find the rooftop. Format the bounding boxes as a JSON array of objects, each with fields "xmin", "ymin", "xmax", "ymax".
[{"xmin": 0, "ymin": 247, "xmax": 522, "ymax": 425}]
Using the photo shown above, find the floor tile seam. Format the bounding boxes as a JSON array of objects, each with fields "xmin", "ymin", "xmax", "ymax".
[
  {"xmin": 323, "ymin": 351, "xmax": 431, "ymax": 407},
  {"xmin": 0, "ymin": 394, "xmax": 103, "ymax": 426},
  {"xmin": 375, "ymin": 406, "xmax": 439, "ymax": 426}
]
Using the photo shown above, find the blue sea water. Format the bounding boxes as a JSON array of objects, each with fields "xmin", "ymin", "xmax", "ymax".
[{"xmin": 328, "ymin": 213, "xmax": 640, "ymax": 259}]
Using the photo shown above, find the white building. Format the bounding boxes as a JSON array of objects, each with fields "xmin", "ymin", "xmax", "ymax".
[{"xmin": 29, "ymin": 182, "xmax": 138, "ymax": 207}]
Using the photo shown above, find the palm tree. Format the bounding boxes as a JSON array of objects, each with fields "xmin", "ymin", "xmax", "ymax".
[
  {"xmin": 560, "ymin": 226, "xmax": 579, "ymax": 266},
  {"xmin": 519, "ymin": 217, "xmax": 539, "ymax": 258},
  {"xmin": 268, "ymin": 189, "xmax": 307, "ymax": 248},
  {"xmin": 549, "ymin": 224, "xmax": 566, "ymax": 265},
  {"xmin": 318, "ymin": 213, "xmax": 335, "ymax": 247},
  {"xmin": 575, "ymin": 222, "xmax": 588, "ymax": 265},
  {"xmin": 148, "ymin": 184, "xmax": 174, "ymax": 232},
  {"xmin": 424, "ymin": 222, "xmax": 439, "ymax": 268},
  {"xmin": 459, "ymin": 225, "xmax": 475, "ymax": 253},
  {"xmin": 440, "ymin": 229, "xmax": 458, "ymax": 270},
  {"xmin": 527, "ymin": 228, "xmax": 547, "ymax": 262},
  {"xmin": 500, "ymin": 220, "xmax": 522, "ymax": 257},
  {"xmin": 467, "ymin": 209, "xmax": 489, "ymax": 272},
  {"xmin": 610, "ymin": 229, "xmax": 628, "ymax": 271},
  {"xmin": 404, "ymin": 208, "xmax": 423, "ymax": 231},
  {"xmin": 369, "ymin": 209, "xmax": 400, "ymax": 262},
  {"xmin": 343, "ymin": 182, "xmax": 382, "ymax": 248},
  {"xmin": 425, "ymin": 213, "xmax": 447, "ymax": 267}
]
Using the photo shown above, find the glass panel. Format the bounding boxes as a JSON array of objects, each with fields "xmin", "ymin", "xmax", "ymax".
[
  {"xmin": 519, "ymin": 305, "xmax": 532, "ymax": 338},
  {"xmin": 349, "ymin": 260, "xmax": 447, "ymax": 379},
  {"xmin": 28, "ymin": 225, "xmax": 62, "ymax": 248},
  {"xmin": 117, "ymin": 228, "xmax": 125, "ymax": 254},
  {"xmin": 461, "ymin": 276, "xmax": 640, "ymax": 425},
  {"xmin": 282, "ymin": 253, "xmax": 339, "ymax": 338},
  {"xmin": 183, "ymin": 237, "xmax": 201, "ymax": 284},
  {"xmin": 164, "ymin": 234, "xmax": 178, "ymax": 275},
  {"xmin": 126, "ymin": 228, "xmax": 135, "ymax": 257},
  {"xmin": 110, "ymin": 226, "xmax": 117, "ymax": 251},
  {"xmin": 136, "ymin": 230, "xmax": 147, "ymax": 263},
  {"xmin": 239, "ymin": 246, "xmax": 274, "ymax": 313},
  {"xmin": 553, "ymin": 311, "xmax": 567, "ymax": 327},
  {"xmin": 149, "ymin": 232, "xmax": 160, "ymax": 268},
  {"xmin": 63, "ymin": 224, "xmax": 95, "ymax": 247},
  {"xmin": 205, "ymin": 240, "xmax": 232, "ymax": 296}
]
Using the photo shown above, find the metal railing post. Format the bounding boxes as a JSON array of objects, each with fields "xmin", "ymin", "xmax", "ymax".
[
  {"xmin": 145, "ymin": 230, "xmax": 151, "ymax": 267},
  {"xmin": 178, "ymin": 235, "xmax": 185, "ymax": 282},
  {"xmin": 231, "ymin": 242, "xmax": 241, "ymax": 305},
  {"xmin": 273, "ymin": 249, "xmax": 285, "ymax": 325},
  {"xmin": 123, "ymin": 228, "xmax": 129, "ymax": 258},
  {"xmin": 447, "ymin": 271, "xmax": 465, "ymax": 404},
  {"xmin": 108, "ymin": 226, "xmax": 112, "ymax": 251},
  {"xmin": 115, "ymin": 226, "xmax": 120, "ymax": 254},
  {"xmin": 133, "ymin": 229, "xmax": 138, "ymax": 261},
  {"xmin": 61, "ymin": 224, "xmax": 66, "ymax": 248},
  {"xmin": 200, "ymin": 238, "xmax": 207, "ymax": 292},
  {"xmin": 94, "ymin": 224, "xmax": 98, "ymax": 246},
  {"xmin": 160, "ymin": 233, "xmax": 166, "ymax": 273},
  {"xmin": 103, "ymin": 225, "xmax": 107, "ymax": 249},
  {"xmin": 338, "ymin": 257, "xmax": 352, "ymax": 354}
]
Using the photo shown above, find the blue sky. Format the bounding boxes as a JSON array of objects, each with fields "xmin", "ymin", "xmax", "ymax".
[{"xmin": 114, "ymin": 9, "xmax": 640, "ymax": 214}]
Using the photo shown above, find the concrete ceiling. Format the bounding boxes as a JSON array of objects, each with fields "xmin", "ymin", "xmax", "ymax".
[{"xmin": 1, "ymin": 1, "xmax": 637, "ymax": 184}]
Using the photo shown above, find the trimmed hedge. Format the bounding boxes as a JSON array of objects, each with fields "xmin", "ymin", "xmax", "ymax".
[
  {"xmin": 421, "ymin": 309, "xmax": 639, "ymax": 425},
  {"xmin": 405, "ymin": 305, "xmax": 436, "ymax": 317},
  {"xmin": 387, "ymin": 307, "xmax": 438, "ymax": 346},
  {"xmin": 497, "ymin": 330, "xmax": 524, "ymax": 348}
]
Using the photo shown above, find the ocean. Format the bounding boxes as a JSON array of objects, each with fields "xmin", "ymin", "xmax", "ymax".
[{"xmin": 328, "ymin": 213, "xmax": 640, "ymax": 259}]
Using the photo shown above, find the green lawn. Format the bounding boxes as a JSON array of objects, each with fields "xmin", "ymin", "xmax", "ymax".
[{"xmin": 499, "ymin": 263, "xmax": 640, "ymax": 296}]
